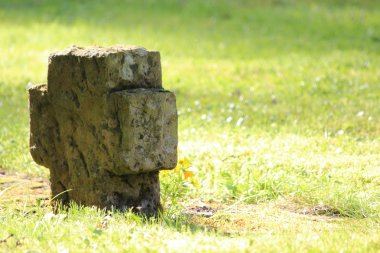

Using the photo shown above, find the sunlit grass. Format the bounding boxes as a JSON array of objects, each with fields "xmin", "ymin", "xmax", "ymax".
[
  {"xmin": 0, "ymin": 0, "xmax": 379, "ymax": 252},
  {"xmin": 0, "ymin": 202, "xmax": 379, "ymax": 252}
]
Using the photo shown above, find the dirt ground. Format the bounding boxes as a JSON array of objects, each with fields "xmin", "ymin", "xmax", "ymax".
[
  {"xmin": 0, "ymin": 169, "xmax": 342, "ymax": 236},
  {"xmin": 0, "ymin": 170, "xmax": 50, "ymax": 208}
]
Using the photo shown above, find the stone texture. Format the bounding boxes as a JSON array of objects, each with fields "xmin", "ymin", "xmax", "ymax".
[{"xmin": 29, "ymin": 46, "xmax": 177, "ymax": 215}]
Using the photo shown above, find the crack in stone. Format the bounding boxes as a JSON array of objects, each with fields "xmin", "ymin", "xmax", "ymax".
[{"xmin": 78, "ymin": 150, "xmax": 90, "ymax": 178}]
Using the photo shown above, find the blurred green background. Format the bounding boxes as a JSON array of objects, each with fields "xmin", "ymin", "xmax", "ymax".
[
  {"xmin": 0, "ymin": 1, "xmax": 380, "ymax": 252},
  {"xmin": 0, "ymin": 0, "xmax": 379, "ymax": 213}
]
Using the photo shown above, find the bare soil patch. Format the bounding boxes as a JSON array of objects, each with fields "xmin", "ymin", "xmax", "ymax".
[{"xmin": 0, "ymin": 170, "xmax": 50, "ymax": 207}]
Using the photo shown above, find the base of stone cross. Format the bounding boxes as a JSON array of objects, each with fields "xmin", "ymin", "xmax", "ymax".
[{"xmin": 50, "ymin": 169, "xmax": 161, "ymax": 216}]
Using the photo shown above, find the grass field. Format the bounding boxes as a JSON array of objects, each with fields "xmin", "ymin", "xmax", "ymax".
[{"xmin": 0, "ymin": 0, "xmax": 379, "ymax": 252}]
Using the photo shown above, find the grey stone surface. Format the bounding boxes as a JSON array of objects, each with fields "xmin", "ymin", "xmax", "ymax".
[{"xmin": 29, "ymin": 46, "xmax": 177, "ymax": 215}]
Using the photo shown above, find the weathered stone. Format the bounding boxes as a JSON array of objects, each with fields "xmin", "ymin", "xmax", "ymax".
[
  {"xmin": 108, "ymin": 89, "xmax": 177, "ymax": 175},
  {"xmin": 29, "ymin": 46, "xmax": 177, "ymax": 215}
]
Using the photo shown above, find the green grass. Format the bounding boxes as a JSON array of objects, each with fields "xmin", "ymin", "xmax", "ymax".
[{"xmin": 1, "ymin": 0, "xmax": 380, "ymax": 252}]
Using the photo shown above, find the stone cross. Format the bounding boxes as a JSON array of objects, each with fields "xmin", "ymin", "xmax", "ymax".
[{"xmin": 29, "ymin": 46, "xmax": 178, "ymax": 215}]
